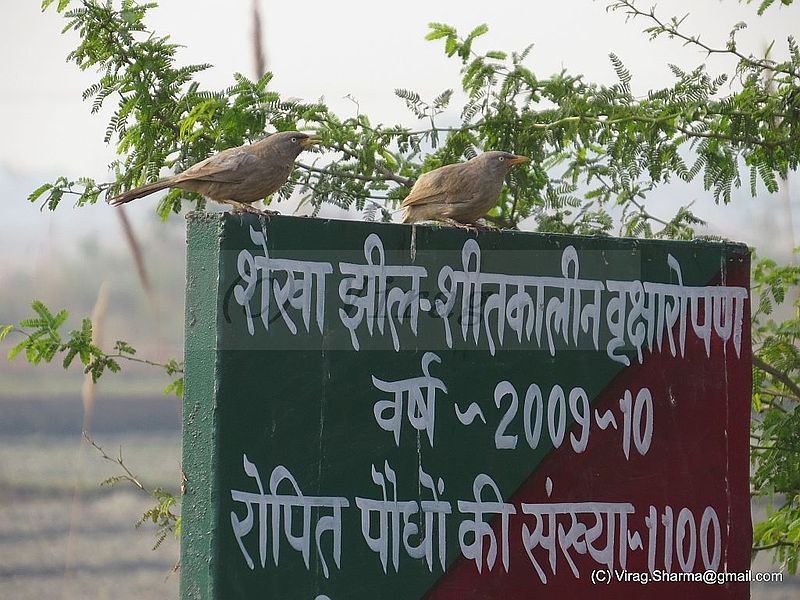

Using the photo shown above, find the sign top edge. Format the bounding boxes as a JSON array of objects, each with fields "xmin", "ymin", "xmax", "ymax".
[{"xmin": 188, "ymin": 211, "xmax": 749, "ymax": 253}]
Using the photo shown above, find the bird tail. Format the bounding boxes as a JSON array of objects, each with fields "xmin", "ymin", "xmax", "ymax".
[{"xmin": 108, "ymin": 178, "xmax": 176, "ymax": 206}]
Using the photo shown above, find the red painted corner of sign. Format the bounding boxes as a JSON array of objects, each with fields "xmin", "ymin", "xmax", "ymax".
[{"xmin": 425, "ymin": 262, "xmax": 752, "ymax": 600}]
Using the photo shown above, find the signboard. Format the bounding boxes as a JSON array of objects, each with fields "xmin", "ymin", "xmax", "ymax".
[{"xmin": 181, "ymin": 213, "xmax": 751, "ymax": 599}]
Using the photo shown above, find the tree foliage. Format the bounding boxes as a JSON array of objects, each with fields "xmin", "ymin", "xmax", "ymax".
[
  {"xmin": 34, "ymin": 0, "xmax": 800, "ymax": 236},
  {"xmin": 751, "ymin": 256, "xmax": 800, "ymax": 572},
  {"xmin": 6, "ymin": 0, "xmax": 800, "ymax": 571},
  {"xmin": 2, "ymin": 300, "xmax": 183, "ymax": 393}
]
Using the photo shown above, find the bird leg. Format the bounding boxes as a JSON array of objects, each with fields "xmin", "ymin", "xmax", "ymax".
[
  {"xmin": 222, "ymin": 199, "xmax": 259, "ymax": 214},
  {"xmin": 437, "ymin": 218, "xmax": 479, "ymax": 233},
  {"xmin": 473, "ymin": 219, "xmax": 500, "ymax": 231},
  {"xmin": 256, "ymin": 207, "xmax": 281, "ymax": 216},
  {"xmin": 223, "ymin": 200, "xmax": 280, "ymax": 217}
]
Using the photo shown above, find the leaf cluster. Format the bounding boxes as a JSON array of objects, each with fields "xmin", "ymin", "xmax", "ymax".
[
  {"xmin": 3, "ymin": 300, "xmax": 184, "ymax": 393},
  {"xmin": 5, "ymin": 300, "xmax": 118, "ymax": 382}
]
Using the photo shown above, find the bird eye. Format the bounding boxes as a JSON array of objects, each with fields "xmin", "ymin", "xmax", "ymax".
[
  {"xmin": 498, "ymin": 156, "xmax": 505, "ymax": 161},
  {"xmin": 291, "ymin": 137, "xmax": 298, "ymax": 143}
]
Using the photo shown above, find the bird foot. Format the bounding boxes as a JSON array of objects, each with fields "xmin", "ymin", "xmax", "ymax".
[
  {"xmin": 437, "ymin": 218, "xmax": 479, "ymax": 233},
  {"xmin": 256, "ymin": 208, "xmax": 281, "ymax": 217},
  {"xmin": 229, "ymin": 202, "xmax": 280, "ymax": 217},
  {"xmin": 474, "ymin": 220, "xmax": 500, "ymax": 231}
]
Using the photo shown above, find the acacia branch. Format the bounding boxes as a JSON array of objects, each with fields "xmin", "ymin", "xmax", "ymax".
[
  {"xmin": 753, "ymin": 394, "xmax": 789, "ymax": 412},
  {"xmin": 107, "ymin": 352, "xmax": 184, "ymax": 373},
  {"xmin": 594, "ymin": 173, "xmax": 674, "ymax": 229},
  {"xmin": 753, "ymin": 354, "xmax": 800, "ymax": 401},
  {"xmin": 296, "ymin": 161, "xmax": 412, "ymax": 185},
  {"xmin": 751, "ymin": 444, "xmax": 800, "ymax": 452},
  {"xmin": 329, "ymin": 143, "xmax": 415, "ymax": 187},
  {"xmin": 380, "ymin": 124, "xmax": 482, "ymax": 137},
  {"xmin": 753, "ymin": 540, "xmax": 799, "ymax": 552},
  {"xmin": 529, "ymin": 112, "xmax": 784, "ymax": 151},
  {"xmin": 676, "ymin": 125, "xmax": 780, "ymax": 149}
]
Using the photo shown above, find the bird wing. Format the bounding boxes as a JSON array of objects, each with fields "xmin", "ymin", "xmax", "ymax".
[
  {"xmin": 400, "ymin": 163, "xmax": 468, "ymax": 208},
  {"xmin": 176, "ymin": 148, "xmax": 263, "ymax": 184}
]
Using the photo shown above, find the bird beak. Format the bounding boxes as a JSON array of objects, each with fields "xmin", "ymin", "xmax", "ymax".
[
  {"xmin": 299, "ymin": 135, "xmax": 323, "ymax": 147},
  {"xmin": 508, "ymin": 155, "xmax": 530, "ymax": 166}
]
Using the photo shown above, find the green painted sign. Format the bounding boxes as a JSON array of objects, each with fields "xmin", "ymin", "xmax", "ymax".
[{"xmin": 181, "ymin": 213, "xmax": 751, "ymax": 599}]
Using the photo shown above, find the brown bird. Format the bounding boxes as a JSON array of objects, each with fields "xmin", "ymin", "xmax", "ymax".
[
  {"xmin": 401, "ymin": 151, "xmax": 529, "ymax": 226},
  {"xmin": 108, "ymin": 131, "xmax": 321, "ymax": 213}
]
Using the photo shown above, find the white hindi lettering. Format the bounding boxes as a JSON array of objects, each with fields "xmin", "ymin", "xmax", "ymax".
[
  {"xmin": 229, "ymin": 455, "xmax": 349, "ymax": 578},
  {"xmin": 227, "ymin": 229, "xmax": 742, "ymax": 585},
  {"xmin": 338, "ymin": 234, "xmax": 429, "ymax": 351},
  {"xmin": 228, "ymin": 460, "xmax": 726, "ymax": 580},
  {"xmin": 605, "ymin": 254, "xmax": 748, "ymax": 365},
  {"xmin": 355, "ymin": 461, "xmax": 451, "ymax": 573},
  {"xmin": 234, "ymin": 226, "xmax": 333, "ymax": 336},
  {"xmin": 435, "ymin": 241, "xmax": 605, "ymax": 356},
  {"xmin": 521, "ymin": 499, "xmax": 642, "ymax": 584},
  {"xmin": 435, "ymin": 241, "xmax": 746, "ymax": 362},
  {"xmin": 520, "ymin": 478, "xmax": 640, "ymax": 584},
  {"xmin": 371, "ymin": 352, "xmax": 447, "ymax": 447},
  {"xmin": 233, "ymin": 231, "xmax": 748, "ymax": 362},
  {"xmin": 457, "ymin": 473, "xmax": 517, "ymax": 573}
]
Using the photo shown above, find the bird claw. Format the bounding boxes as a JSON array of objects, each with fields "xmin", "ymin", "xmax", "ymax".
[
  {"xmin": 229, "ymin": 202, "xmax": 280, "ymax": 218},
  {"xmin": 437, "ymin": 218, "xmax": 479, "ymax": 233},
  {"xmin": 253, "ymin": 208, "xmax": 280, "ymax": 222},
  {"xmin": 473, "ymin": 220, "xmax": 500, "ymax": 231}
]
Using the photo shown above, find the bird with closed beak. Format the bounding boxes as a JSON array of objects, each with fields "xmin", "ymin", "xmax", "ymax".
[
  {"xmin": 108, "ymin": 131, "xmax": 322, "ymax": 213},
  {"xmin": 401, "ymin": 151, "xmax": 529, "ymax": 227}
]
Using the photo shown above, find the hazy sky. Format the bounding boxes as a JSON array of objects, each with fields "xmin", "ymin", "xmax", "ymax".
[{"xmin": 1, "ymin": 0, "xmax": 798, "ymax": 258}]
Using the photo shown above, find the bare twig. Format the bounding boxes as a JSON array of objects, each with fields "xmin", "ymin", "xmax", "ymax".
[
  {"xmin": 612, "ymin": 0, "xmax": 798, "ymax": 78},
  {"xmin": 84, "ymin": 432, "xmax": 148, "ymax": 494},
  {"xmin": 107, "ymin": 352, "xmax": 184, "ymax": 373},
  {"xmin": 115, "ymin": 206, "xmax": 152, "ymax": 294},
  {"xmin": 251, "ymin": 0, "xmax": 267, "ymax": 78}
]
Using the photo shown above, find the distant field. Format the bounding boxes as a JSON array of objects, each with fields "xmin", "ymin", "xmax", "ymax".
[
  {"xmin": 1, "ymin": 427, "xmax": 180, "ymax": 600},
  {"xmin": 0, "ymin": 394, "xmax": 180, "ymax": 437},
  {"xmin": 1, "ymin": 487, "xmax": 179, "ymax": 600}
]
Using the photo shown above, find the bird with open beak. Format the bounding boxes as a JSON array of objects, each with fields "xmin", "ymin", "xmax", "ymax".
[
  {"xmin": 108, "ymin": 131, "xmax": 322, "ymax": 213},
  {"xmin": 401, "ymin": 151, "xmax": 530, "ymax": 227}
]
